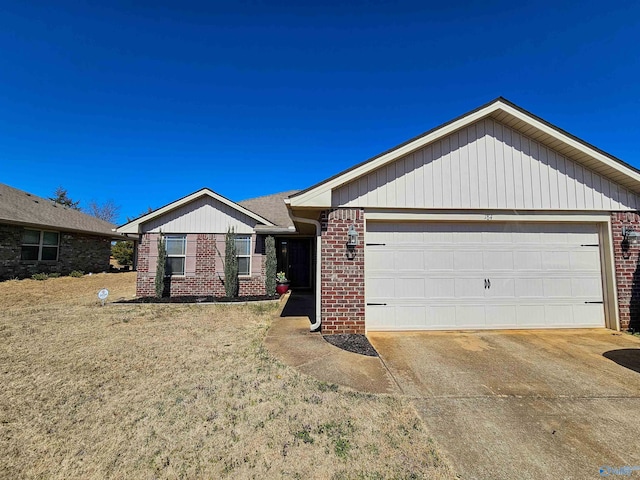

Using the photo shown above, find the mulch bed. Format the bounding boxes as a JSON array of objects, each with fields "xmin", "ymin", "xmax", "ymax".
[
  {"xmin": 323, "ymin": 334, "xmax": 378, "ymax": 357},
  {"xmin": 116, "ymin": 295, "xmax": 279, "ymax": 304}
]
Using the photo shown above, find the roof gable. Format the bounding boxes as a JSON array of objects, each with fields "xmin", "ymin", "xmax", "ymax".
[
  {"xmin": 0, "ymin": 183, "xmax": 118, "ymax": 237},
  {"xmin": 333, "ymin": 116, "xmax": 639, "ymax": 211},
  {"xmin": 117, "ymin": 188, "xmax": 274, "ymax": 234},
  {"xmin": 289, "ymin": 98, "xmax": 640, "ymax": 208}
]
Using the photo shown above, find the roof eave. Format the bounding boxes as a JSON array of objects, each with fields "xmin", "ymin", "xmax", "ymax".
[
  {"xmin": 289, "ymin": 98, "xmax": 640, "ymax": 208},
  {"xmin": 116, "ymin": 187, "xmax": 276, "ymax": 233}
]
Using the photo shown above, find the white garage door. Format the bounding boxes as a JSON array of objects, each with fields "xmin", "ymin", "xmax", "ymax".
[{"xmin": 365, "ymin": 222, "xmax": 605, "ymax": 331}]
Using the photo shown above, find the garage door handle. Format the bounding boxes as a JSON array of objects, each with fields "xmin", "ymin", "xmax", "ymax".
[
  {"xmin": 584, "ymin": 301, "xmax": 603, "ymax": 304},
  {"xmin": 367, "ymin": 303, "xmax": 387, "ymax": 306},
  {"xmin": 487, "ymin": 279, "xmax": 491, "ymax": 289}
]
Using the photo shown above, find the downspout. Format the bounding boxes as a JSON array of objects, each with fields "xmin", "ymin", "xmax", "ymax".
[{"xmin": 288, "ymin": 213, "xmax": 322, "ymax": 332}]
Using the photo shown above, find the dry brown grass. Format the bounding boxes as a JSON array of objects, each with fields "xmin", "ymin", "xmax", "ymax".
[{"xmin": 0, "ymin": 273, "xmax": 455, "ymax": 479}]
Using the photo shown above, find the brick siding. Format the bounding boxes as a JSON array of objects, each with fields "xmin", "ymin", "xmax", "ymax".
[
  {"xmin": 136, "ymin": 232, "xmax": 266, "ymax": 298},
  {"xmin": 0, "ymin": 223, "xmax": 111, "ymax": 280},
  {"xmin": 320, "ymin": 208, "xmax": 365, "ymax": 334},
  {"xmin": 611, "ymin": 212, "xmax": 640, "ymax": 331}
]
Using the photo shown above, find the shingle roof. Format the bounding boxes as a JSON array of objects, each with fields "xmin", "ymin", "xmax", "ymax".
[
  {"xmin": 0, "ymin": 183, "xmax": 120, "ymax": 237},
  {"xmin": 238, "ymin": 190, "xmax": 299, "ymax": 228}
]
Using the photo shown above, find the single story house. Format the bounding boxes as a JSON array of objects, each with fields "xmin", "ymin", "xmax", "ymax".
[
  {"xmin": 0, "ymin": 183, "xmax": 121, "ymax": 280},
  {"xmin": 116, "ymin": 190, "xmax": 310, "ymax": 298},
  {"xmin": 119, "ymin": 98, "xmax": 640, "ymax": 335}
]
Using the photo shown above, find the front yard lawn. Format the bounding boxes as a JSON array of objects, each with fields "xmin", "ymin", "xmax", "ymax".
[{"xmin": 0, "ymin": 273, "xmax": 454, "ymax": 479}]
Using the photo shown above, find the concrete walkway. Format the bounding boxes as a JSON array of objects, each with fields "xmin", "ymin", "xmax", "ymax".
[{"xmin": 265, "ymin": 292, "xmax": 398, "ymax": 394}]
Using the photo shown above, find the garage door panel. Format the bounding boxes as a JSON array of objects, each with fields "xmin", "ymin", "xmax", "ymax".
[
  {"xmin": 365, "ymin": 221, "xmax": 605, "ymax": 331},
  {"xmin": 454, "ymin": 251, "xmax": 484, "ymax": 270},
  {"xmin": 426, "ymin": 278, "xmax": 456, "ymax": 298},
  {"xmin": 572, "ymin": 277, "xmax": 603, "ymax": 298},
  {"xmin": 514, "ymin": 251, "xmax": 543, "ymax": 271},
  {"xmin": 485, "ymin": 278, "xmax": 516, "ymax": 298},
  {"xmin": 570, "ymin": 250, "xmax": 600, "ymax": 270},
  {"xmin": 543, "ymin": 278, "xmax": 573, "ymax": 298},
  {"xmin": 367, "ymin": 277, "xmax": 393, "ymax": 298},
  {"xmin": 396, "ymin": 250, "xmax": 424, "ymax": 270},
  {"xmin": 484, "ymin": 251, "xmax": 514, "ymax": 270},
  {"xmin": 515, "ymin": 278, "xmax": 545, "ymax": 297},
  {"xmin": 485, "ymin": 305, "xmax": 518, "ymax": 327},
  {"xmin": 572, "ymin": 304, "xmax": 604, "ymax": 326},
  {"xmin": 542, "ymin": 251, "xmax": 572, "ymax": 270},
  {"xmin": 430, "ymin": 306, "xmax": 457, "ymax": 327},
  {"xmin": 516, "ymin": 305, "xmax": 547, "ymax": 327},
  {"xmin": 396, "ymin": 278, "xmax": 425, "ymax": 298},
  {"xmin": 425, "ymin": 251, "xmax": 454, "ymax": 270},
  {"xmin": 456, "ymin": 305, "xmax": 486, "ymax": 327},
  {"xmin": 454, "ymin": 278, "xmax": 486, "ymax": 299},
  {"xmin": 396, "ymin": 305, "xmax": 427, "ymax": 327}
]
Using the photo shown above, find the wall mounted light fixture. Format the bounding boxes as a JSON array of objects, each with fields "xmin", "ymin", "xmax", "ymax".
[
  {"xmin": 346, "ymin": 224, "xmax": 358, "ymax": 259},
  {"xmin": 622, "ymin": 226, "xmax": 640, "ymax": 246}
]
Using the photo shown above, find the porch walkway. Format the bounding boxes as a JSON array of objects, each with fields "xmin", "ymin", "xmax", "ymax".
[{"xmin": 265, "ymin": 291, "xmax": 398, "ymax": 394}]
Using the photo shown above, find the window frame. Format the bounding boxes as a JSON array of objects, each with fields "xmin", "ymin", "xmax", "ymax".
[
  {"xmin": 235, "ymin": 234, "xmax": 252, "ymax": 277},
  {"xmin": 21, "ymin": 229, "xmax": 60, "ymax": 262},
  {"xmin": 164, "ymin": 234, "xmax": 187, "ymax": 277}
]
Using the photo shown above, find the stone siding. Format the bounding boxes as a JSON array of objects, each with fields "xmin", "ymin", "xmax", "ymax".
[{"xmin": 0, "ymin": 223, "xmax": 111, "ymax": 280}]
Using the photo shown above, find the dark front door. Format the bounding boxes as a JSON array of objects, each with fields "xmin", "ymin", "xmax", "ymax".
[{"xmin": 278, "ymin": 238, "xmax": 312, "ymax": 289}]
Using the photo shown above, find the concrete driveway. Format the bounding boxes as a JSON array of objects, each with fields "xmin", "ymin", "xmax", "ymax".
[{"xmin": 368, "ymin": 329, "xmax": 640, "ymax": 480}]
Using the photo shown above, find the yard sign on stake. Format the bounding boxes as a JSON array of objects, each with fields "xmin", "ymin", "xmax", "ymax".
[{"xmin": 98, "ymin": 288, "xmax": 109, "ymax": 307}]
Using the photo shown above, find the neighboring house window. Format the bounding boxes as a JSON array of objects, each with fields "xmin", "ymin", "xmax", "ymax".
[
  {"xmin": 165, "ymin": 235, "xmax": 186, "ymax": 276},
  {"xmin": 21, "ymin": 230, "xmax": 59, "ymax": 261},
  {"xmin": 235, "ymin": 235, "xmax": 251, "ymax": 276}
]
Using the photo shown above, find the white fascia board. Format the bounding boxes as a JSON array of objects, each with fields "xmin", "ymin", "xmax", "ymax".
[
  {"xmin": 290, "ymin": 99, "xmax": 640, "ymax": 208},
  {"xmin": 115, "ymin": 188, "xmax": 275, "ymax": 234}
]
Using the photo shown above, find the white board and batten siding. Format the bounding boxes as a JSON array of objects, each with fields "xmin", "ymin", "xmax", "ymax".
[
  {"xmin": 333, "ymin": 117, "xmax": 640, "ymax": 211},
  {"xmin": 142, "ymin": 196, "xmax": 258, "ymax": 234},
  {"xmin": 365, "ymin": 222, "xmax": 605, "ymax": 331}
]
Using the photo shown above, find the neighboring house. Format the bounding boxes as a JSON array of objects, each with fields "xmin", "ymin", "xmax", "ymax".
[
  {"xmin": 287, "ymin": 97, "xmax": 640, "ymax": 334},
  {"xmin": 119, "ymin": 97, "xmax": 640, "ymax": 336},
  {"xmin": 0, "ymin": 183, "xmax": 120, "ymax": 280},
  {"xmin": 116, "ymin": 190, "xmax": 309, "ymax": 297}
]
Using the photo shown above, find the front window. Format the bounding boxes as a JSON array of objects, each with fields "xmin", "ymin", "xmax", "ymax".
[
  {"xmin": 165, "ymin": 235, "xmax": 186, "ymax": 276},
  {"xmin": 21, "ymin": 229, "xmax": 59, "ymax": 261},
  {"xmin": 235, "ymin": 235, "xmax": 251, "ymax": 276}
]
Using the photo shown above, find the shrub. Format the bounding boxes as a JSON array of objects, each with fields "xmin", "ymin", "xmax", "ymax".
[
  {"xmin": 48, "ymin": 273, "xmax": 61, "ymax": 278},
  {"xmin": 155, "ymin": 233, "xmax": 166, "ymax": 298},
  {"xmin": 265, "ymin": 236, "xmax": 276, "ymax": 296},
  {"xmin": 112, "ymin": 241, "xmax": 134, "ymax": 266},
  {"xmin": 69, "ymin": 270, "xmax": 84, "ymax": 278},
  {"xmin": 224, "ymin": 227, "xmax": 238, "ymax": 298},
  {"xmin": 31, "ymin": 273, "xmax": 48, "ymax": 281}
]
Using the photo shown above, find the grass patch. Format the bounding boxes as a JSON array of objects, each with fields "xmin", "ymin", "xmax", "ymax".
[{"xmin": 0, "ymin": 273, "xmax": 455, "ymax": 479}]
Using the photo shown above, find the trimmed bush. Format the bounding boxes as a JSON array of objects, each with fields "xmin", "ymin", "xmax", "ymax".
[
  {"xmin": 69, "ymin": 270, "xmax": 84, "ymax": 278},
  {"xmin": 155, "ymin": 233, "xmax": 166, "ymax": 298},
  {"xmin": 265, "ymin": 236, "xmax": 276, "ymax": 296},
  {"xmin": 224, "ymin": 227, "xmax": 238, "ymax": 298}
]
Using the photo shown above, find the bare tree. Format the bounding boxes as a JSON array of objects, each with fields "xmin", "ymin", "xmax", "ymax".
[{"xmin": 87, "ymin": 200, "xmax": 121, "ymax": 224}]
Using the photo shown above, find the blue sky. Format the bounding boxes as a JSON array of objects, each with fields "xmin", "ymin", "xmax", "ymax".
[{"xmin": 1, "ymin": 1, "xmax": 639, "ymax": 224}]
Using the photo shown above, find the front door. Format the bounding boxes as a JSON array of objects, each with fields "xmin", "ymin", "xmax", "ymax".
[{"xmin": 277, "ymin": 238, "xmax": 312, "ymax": 289}]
